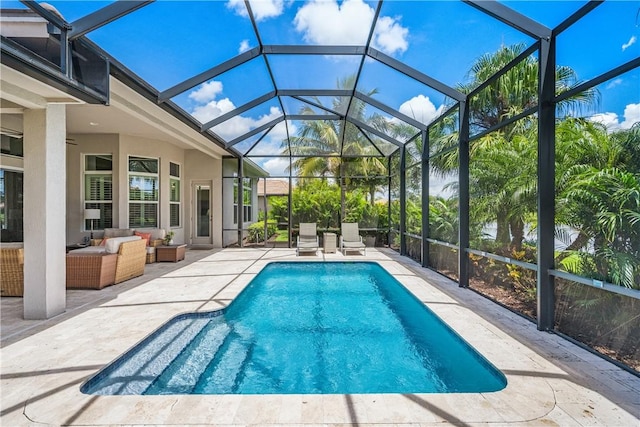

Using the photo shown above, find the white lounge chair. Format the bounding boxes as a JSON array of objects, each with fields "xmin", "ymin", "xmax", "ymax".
[
  {"xmin": 296, "ymin": 223, "xmax": 319, "ymax": 256},
  {"xmin": 340, "ymin": 222, "xmax": 366, "ymax": 255}
]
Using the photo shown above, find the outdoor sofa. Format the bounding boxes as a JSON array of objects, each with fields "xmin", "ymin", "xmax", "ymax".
[
  {"xmin": 91, "ymin": 228, "xmax": 166, "ymax": 264},
  {"xmin": 67, "ymin": 236, "xmax": 147, "ymax": 288}
]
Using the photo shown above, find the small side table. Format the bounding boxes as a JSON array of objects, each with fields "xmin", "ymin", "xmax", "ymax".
[
  {"xmin": 156, "ymin": 244, "xmax": 187, "ymax": 262},
  {"xmin": 323, "ymin": 232, "xmax": 337, "ymax": 254}
]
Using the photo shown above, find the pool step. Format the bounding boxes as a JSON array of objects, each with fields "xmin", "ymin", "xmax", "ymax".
[
  {"xmin": 83, "ymin": 316, "xmax": 210, "ymax": 395},
  {"xmin": 144, "ymin": 319, "xmax": 231, "ymax": 394},
  {"xmin": 192, "ymin": 328, "xmax": 253, "ymax": 394}
]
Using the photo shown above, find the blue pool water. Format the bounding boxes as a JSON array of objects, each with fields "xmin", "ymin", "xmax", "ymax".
[{"xmin": 82, "ymin": 262, "xmax": 506, "ymax": 395}]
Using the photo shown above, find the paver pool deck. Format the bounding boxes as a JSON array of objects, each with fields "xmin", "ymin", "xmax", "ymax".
[{"xmin": 1, "ymin": 247, "xmax": 639, "ymax": 426}]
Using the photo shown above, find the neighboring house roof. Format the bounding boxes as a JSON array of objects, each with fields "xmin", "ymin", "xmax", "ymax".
[{"xmin": 257, "ymin": 179, "xmax": 289, "ymax": 197}]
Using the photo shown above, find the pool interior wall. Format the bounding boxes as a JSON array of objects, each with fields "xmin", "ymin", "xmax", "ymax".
[{"xmin": 82, "ymin": 261, "xmax": 507, "ymax": 395}]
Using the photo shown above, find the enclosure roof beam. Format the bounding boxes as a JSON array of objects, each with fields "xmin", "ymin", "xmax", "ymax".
[
  {"xmin": 69, "ymin": 1, "xmax": 153, "ymax": 40},
  {"xmin": 201, "ymin": 91, "xmax": 277, "ymax": 131},
  {"xmin": 291, "ymin": 95, "xmax": 343, "ymax": 116},
  {"xmin": 262, "ymin": 45, "xmax": 366, "ymax": 55},
  {"xmin": 20, "ymin": 0, "xmax": 71, "ymax": 30},
  {"xmin": 464, "ymin": 0, "xmax": 551, "ymax": 40},
  {"xmin": 286, "ymin": 114, "xmax": 341, "ymax": 121},
  {"xmin": 277, "ymin": 89, "xmax": 352, "ymax": 97},
  {"xmin": 226, "ymin": 116, "xmax": 284, "ymax": 147},
  {"xmin": 367, "ymin": 47, "xmax": 465, "ymax": 101},
  {"xmin": 158, "ymin": 47, "xmax": 262, "ymax": 102},
  {"xmin": 349, "ymin": 117, "xmax": 402, "ymax": 148},
  {"xmin": 354, "ymin": 91, "xmax": 427, "ymax": 131},
  {"xmin": 357, "ymin": 125, "xmax": 386, "ymax": 157},
  {"xmin": 553, "ymin": 0, "xmax": 603, "ymax": 36},
  {"xmin": 467, "ymin": 42, "xmax": 539, "ymax": 99}
]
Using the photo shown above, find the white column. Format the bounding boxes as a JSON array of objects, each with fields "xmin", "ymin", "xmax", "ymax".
[
  {"xmin": 118, "ymin": 140, "xmax": 128, "ymax": 228},
  {"xmin": 23, "ymin": 104, "xmax": 67, "ymax": 319}
]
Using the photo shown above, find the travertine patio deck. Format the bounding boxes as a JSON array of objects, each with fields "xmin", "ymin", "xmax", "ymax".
[{"xmin": 1, "ymin": 248, "xmax": 638, "ymax": 426}]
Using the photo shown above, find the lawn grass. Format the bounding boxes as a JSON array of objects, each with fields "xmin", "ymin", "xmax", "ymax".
[{"xmin": 273, "ymin": 230, "xmax": 289, "ymax": 242}]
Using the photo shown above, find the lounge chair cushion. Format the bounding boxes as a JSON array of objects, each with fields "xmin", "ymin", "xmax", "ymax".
[
  {"xmin": 342, "ymin": 240, "xmax": 365, "ymax": 248},
  {"xmin": 297, "ymin": 223, "xmax": 319, "ymax": 255},
  {"xmin": 298, "ymin": 240, "xmax": 319, "ymax": 249}
]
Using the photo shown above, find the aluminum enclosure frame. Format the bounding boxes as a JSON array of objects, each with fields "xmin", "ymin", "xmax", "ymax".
[{"xmin": 7, "ymin": 0, "xmax": 638, "ymax": 355}]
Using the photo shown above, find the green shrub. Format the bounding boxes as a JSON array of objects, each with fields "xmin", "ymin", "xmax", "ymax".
[{"xmin": 247, "ymin": 220, "xmax": 277, "ymax": 243}]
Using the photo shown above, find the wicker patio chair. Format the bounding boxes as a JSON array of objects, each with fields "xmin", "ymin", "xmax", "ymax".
[
  {"xmin": 1, "ymin": 247, "xmax": 24, "ymax": 296},
  {"xmin": 66, "ymin": 253, "xmax": 118, "ymax": 289},
  {"xmin": 114, "ymin": 238, "xmax": 147, "ymax": 284}
]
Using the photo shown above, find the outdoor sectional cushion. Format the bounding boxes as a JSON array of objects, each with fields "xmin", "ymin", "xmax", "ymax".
[
  {"xmin": 72, "ymin": 236, "xmax": 142, "ymax": 255},
  {"xmin": 136, "ymin": 228, "xmax": 166, "ymax": 241},
  {"xmin": 105, "ymin": 236, "xmax": 142, "ymax": 254},
  {"xmin": 104, "ymin": 228, "xmax": 135, "ymax": 238},
  {"xmin": 134, "ymin": 231, "xmax": 152, "ymax": 246},
  {"xmin": 70, "ymin": 246, "xmax": 107, "ymax": 254}
]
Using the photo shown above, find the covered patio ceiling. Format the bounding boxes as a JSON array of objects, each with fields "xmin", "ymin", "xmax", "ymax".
[{"xmin": 9, "ymin": 0, "xmax": 585, "ymax": 166}]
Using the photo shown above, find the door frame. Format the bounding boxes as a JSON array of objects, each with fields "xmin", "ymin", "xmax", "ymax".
[{"xmin": 191, "ymin": 180, "xmax": 212, "ymax": 245}]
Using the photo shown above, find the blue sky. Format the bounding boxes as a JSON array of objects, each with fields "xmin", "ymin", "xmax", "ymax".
[{"xmin": 3, "ymin": 0, "xmax": 638, "ymax": 174}]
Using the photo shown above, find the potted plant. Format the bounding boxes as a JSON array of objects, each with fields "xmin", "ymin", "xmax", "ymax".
[{"xmin": 163, "ymin": 231, "xmax": 175, "ymax": 246}]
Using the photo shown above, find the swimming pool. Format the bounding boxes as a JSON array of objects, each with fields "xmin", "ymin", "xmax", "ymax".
[{"xmin": 82, "ymin": 262, "xmax": 506, "ymax": 395}]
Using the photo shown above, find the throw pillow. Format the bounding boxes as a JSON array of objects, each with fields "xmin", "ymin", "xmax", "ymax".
[
  {"xmin": 134, "ymin": 231, "xmax": 152, "ymax": 246},
  {"xmin": 99, "ymin": 237, "xmax": 109, "ymax": 246}
]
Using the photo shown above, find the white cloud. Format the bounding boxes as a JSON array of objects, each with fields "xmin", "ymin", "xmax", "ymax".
[
  {"xmin": 188, "ymin": 81, "xmax": 223, "ymax": 103},
  {"xmin": 373, "ymin": 15, "xmax": 408, "ymax": 55},
  {"xmin": 266, "ymin": 120, "xmax": 291, "ymax": 141},
  {"xmin": 620, "ymin": 103, "xmax": 640, "ymax": 128},
  {"xmin": 239, "ymin": 39, "xmax": 250, "ymax": 53},
  {"xmin": 191, "ymin": 98, "xmax": 236, "ymax": 124},
  {"xmin": 605, "ymin": 78, "xmax": 623, "ymax": 90},
  {"xmin": 590, "ymin": 112, "xmax": 622, "ymax": 130},
  {"xmin": 294, "ymin": 0, "xmax": 408, "ymax": 55},
  {"xmin": 227, "ymin": 0, "xmax": 284, "ymax": 21},
  {"xmin": 195, "ymin": 103, "xmax": 282, "ymax": 141},
  {"xmin": 398, "ymin": 95, "xmax": 444, "ymax": 125},
  {"xmin": 622, "ymin": 35, "xmax": 637, "ymax": 51},
  {"xmin": 294, "ymin": 0, "xmax": 371, "ymax": 45},
  {"xmin": 589, "ymin": 103, "xmax": 640, "ymax": 131},
  {"xmin": 262, "ymin": 157, "xmax": 290, "ymax": 176},
  {"xmin": 188, "ymin": 81, "xmax": 285, "ymax": 141}
]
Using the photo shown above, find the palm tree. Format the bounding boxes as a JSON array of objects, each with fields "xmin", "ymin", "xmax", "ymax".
[
  {"xmin": 430, "ymin": 43, "xmax": 598, "ymax": 252},
  {"xmin": 284, "ymin": 75, "xmax": 389, "ymax": 205},
  {"xmin": 555, "ymin": 119, "xmax": 640, "ymax": 288},
  {"xmin": 429, "ymin": 196, "xmax": 459, "ymax": 244},
  {"xmin": 459, "ymin": 43, "xmax": 598, "ymax": 133},
  {"xmin": 468, "ymin": 124, "xmax": 537, "ymax": 251}
]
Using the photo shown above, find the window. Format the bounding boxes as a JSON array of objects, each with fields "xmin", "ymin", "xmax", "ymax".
[
  {"xmin": 243, "ymin": 178, "xmax": 252, "ymax": 222},
  {"xmin": 0, "ymin": 134, "xmax": 23, "ymax": 157},
  {"xmin": 233, "ymin": 178, "xmax": 253, "ymax": 224},
  {"xmin": 169, "ymin": 162, "xmax": 180, "ymax": 227},
  {"xmin": 233, "ymin": 179, "xmax": 238, "ymax": 225},
  {"xmin": 0, "ymin": 169, "xmax": 23, "ymax": 242},
  {"xmin": 128, "ymin": 156, "xmax": 158, "ymax": 228},
  {"xmin": 84, "ymin": 154, "xmax": 113, "ymax": 231}
]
